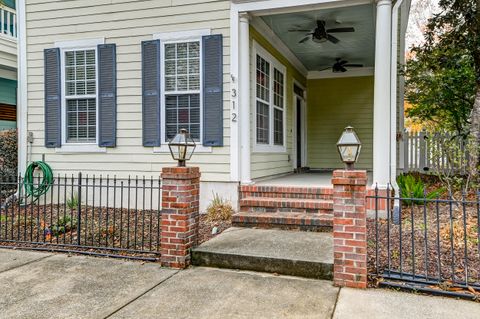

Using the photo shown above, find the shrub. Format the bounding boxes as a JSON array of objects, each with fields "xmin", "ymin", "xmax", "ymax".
[
  {"xmin": 0, "ymin": 129, "xmax": 17, "ymax": 173},
  {"xmin": 0, "ymin": 129, "xmax": 17, "ymax": 198},
  {"xmin": 397, "ymin": 174, "xmax": 444, "ymax": 205},
  {"xmin": 206, "ymin": 193, "xmax": 234, "ymax": 222}
]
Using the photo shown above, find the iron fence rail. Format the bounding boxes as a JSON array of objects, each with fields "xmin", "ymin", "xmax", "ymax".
[
  {"xmin": 0, "ymin": 173, "xmax": 162, "ymax": 261},
  {"xmin": 368, "ymin": 185, "xmax": 480, "ymax": 299}
]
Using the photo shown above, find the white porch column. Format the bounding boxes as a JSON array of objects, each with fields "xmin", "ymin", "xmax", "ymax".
[
  {"xmin": 372, "ymin": 0, "xmax": 392, "ymax": 187},
  {"xmin": 239, "ymin": 13, "xmax": 251, "ymax": 184}
]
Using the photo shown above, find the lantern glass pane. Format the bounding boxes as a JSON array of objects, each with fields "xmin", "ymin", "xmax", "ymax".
[{"xmin": 338, "ymin": 145, "xmax": 358, "ymax": 163}]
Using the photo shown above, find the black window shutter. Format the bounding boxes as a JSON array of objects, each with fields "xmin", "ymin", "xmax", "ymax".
[
  {"xmin": 202, "ymin": 34, "xmax": 224, "ymax": 147},
  {"xmin": 44, "ymin": 48, "xmax": 61, "ymax": 148},
  {"xmin": 142, "ymin": 40, "xmax": 161, "ymax": 147},
  {"xmin": 97, "ymin": 43, "xmax": 117, "ymax": 147}
]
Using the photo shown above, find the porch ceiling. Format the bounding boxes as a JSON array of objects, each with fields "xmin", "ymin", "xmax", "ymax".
[{"xmin": 261, "ymin": 4, "xmax": 375, "ymax": 72}]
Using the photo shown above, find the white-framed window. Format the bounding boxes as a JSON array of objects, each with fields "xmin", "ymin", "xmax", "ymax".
[
  {"xmin": 55, "ymin": 38, "xmax": 106, "ymax": 153},
  {"xmin": 153, "ymin": 29, "xmax": 212, "ymax": 153},
  {"xmin": 253, "ymin": 41, "xmax": 286, "ymax": 153}
]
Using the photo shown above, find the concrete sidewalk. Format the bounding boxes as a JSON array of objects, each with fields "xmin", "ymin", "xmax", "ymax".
[{"xmin": 0, "ymin": 248, "xmax": 478, "ymax": 319}]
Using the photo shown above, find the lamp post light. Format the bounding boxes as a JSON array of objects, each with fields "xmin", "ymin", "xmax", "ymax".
[
  {"xmin": 168, "ymin": 129, "xmax": 196, "ymax": 167},
  {"xmin": 336, "ymin": 126, "xmax": 362, "ymax": 170}
]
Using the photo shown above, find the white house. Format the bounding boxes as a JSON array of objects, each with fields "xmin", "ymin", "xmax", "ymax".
[
  {"xmin": 17, "ymin": 0, "xmax": 410, "ymax": 220},
  {"xmin": 0, "ymin": 0, "xmax": 17, "ymax": 130}
]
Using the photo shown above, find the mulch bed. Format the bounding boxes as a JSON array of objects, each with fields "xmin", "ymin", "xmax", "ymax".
[
  {"xmin": 367, "ymin": 199, "xmax": 480, "ymax": 295},
  {"xmin": 0, "ymin": 202, "xmax": 231, "ymax": 260},
  {"xmin": 198, "ymin": 214, "xmax": 231, "ymax": 245}
]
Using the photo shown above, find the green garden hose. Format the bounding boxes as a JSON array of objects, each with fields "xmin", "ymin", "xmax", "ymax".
[{"xmin": 23, "ymin": 161, "xmax": 54, "ymax": 199}]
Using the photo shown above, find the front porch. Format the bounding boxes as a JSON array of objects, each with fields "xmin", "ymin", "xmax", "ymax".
[{"xmin": 232, "ymin": 0, "xmax": 408, "ymax": 189}]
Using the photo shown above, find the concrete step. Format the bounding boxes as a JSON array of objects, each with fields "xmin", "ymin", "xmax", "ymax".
[
  {"xmin": 192, "ymin": 227, "xmax": 333, "ymax": 280},
  {"xmin": 240, "ymin": 197, "xmax": 333, "ymax": 213},
  {"xmin": 232, "ymin": 211, "xmax": 332, "ymax": 232},
  {"xmin": 240, "ymin": 185, "xmax": 333, "ymax": 200}
]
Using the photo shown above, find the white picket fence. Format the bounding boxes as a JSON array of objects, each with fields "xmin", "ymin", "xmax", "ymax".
[{"xmin": 404, "ymin": 131, "xmax": 469, "ymax": 174}]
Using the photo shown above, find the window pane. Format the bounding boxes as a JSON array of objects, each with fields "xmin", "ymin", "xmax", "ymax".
[
  {"xmin": 165, "ymin": 76, "xmax": 176, "ymax": 91},
  {"xmin": 65, "ymin": 51, "xmax": 75, "ymax": 66},
  {"xmin": 256, "ymin": 55, "xmax": 270, "ymax": 102},
  {"xmin": 177, "ymin": 59, "xmax": 187, "ymax": 75},
  {"xmin": 273, "ymin": 68, "xmax": 284, "ymax": 109},
  {"xmin": 165, "ymin": 94, "xmax": 200, "ymax": 141},
  {"xmin": 274, "ymin": 108, "xmax": 283, "ymax": 146},
  {"xmin": 177, "ymin": 43, "xmax": 188, "ymax": 59},
  {"xmin": 165, "ymin": 44, "xmax": 176, "ymax": 60},
  {"xmin": 165, "ymin": 60, "xmax": 176, "ymax": 76},
  {"xmin": 256, "ymin": 101, "xmax": 269, "ymax": 144},
  {"xmin": 66, "ymin": 98, "xmax": 96, "ymax": 143},
  {"xmin": 75, "ymin": 51, "xmax": 85, "ymax": 65},
  {"xmin": 188, "ymin": 42, "xmax": 200, "ymax": 57}
]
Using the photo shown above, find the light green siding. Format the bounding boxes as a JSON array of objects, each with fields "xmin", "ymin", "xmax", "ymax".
[
  {"xmin": 307, "ymin": 76, "xmax": 373, "ymax": 170},
  {"xmin": 249, "ymin": 27, "xmax": 306, "ymax": 179},
  {"xmin": 0, "ymin": 77, "xmax": 16, "ymax": 105}
]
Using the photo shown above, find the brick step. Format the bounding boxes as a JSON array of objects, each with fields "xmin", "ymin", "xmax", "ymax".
[
  {"xmin": 240, "ymin": 197, "xmax": 333, "ymax": 213},
  {"xmin": 240, "ymin": 185, "xmax": 333, "ymax": 200},
  {"xmin": 232, "ymin": 211, "xmax": 333, "ymax": 232},
  {"xmin": 192, "ymin": 227, "xmax": 333, "ymax": 280}
]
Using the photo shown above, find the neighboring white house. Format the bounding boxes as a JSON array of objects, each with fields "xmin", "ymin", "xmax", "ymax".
[
  {"xmin": 17, "ymin": 0, "xmax": 411, "ymax": 211},
  {"xmin": 0, "ymin": 0, "xmax": 17, "ymax": 130}
]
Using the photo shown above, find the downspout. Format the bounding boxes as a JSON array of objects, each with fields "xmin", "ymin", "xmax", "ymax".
[{"xmin": 390, "ymin": 0, "xmax": 406, "ymax": 221}]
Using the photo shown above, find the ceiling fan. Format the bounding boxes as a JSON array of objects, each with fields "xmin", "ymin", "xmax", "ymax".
[
  {"xmin": 289, "ymin": 20, "xmax": 355, "ymax": 44},
  {"xmin": 319, "ymin": 58, "xmax": 364, "ymax": 73}
]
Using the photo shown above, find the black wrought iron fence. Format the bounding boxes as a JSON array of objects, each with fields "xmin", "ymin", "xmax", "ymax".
[
  {"xmin": 368, "ymin": 186, "xmax": 480, "ymax": 299},
  {"xmin": 0, "ymin": 173, "xmax": 162, "ymax": 261}
]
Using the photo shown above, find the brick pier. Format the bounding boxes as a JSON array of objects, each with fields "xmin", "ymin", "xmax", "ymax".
[
  {"xmin": 160, "ymin": 167, "xmax": 200, "ymax": 268},
  {"xmin": 331, "ymin": 170, "xmax": 368, "ymax": 288}
]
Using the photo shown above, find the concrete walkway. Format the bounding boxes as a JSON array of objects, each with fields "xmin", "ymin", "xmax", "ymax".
[{"xmin": 0, "ymin": 248, "xmax": 478, "ymax": 319}]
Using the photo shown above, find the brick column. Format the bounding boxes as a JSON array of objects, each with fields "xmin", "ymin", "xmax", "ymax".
[
  {"xmin": 160, "ymin": 167, "xmax": 200, "ymax": 268},
  {"xmin": 332, "ymin": 170, "xmax": 368, "ymax": 288}
]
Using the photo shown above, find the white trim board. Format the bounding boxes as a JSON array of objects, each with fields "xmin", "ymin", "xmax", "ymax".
[
  {"xmin": 229, "ymin": 8, "xmax": 240, "ymax": 182},
  {"xmin": 308, "ymin": 67, "xmax": 374, "ymax": 79},
  {"xmin": 250, "ymin": 16, "xmax": 308, "ymax": 77},
  {"xmin": 54, "ymin": 38, "xmax": 105, "ymax": 49},
  {"xmin": 232, "ymin": 0, "xmax": 373, "ymax": 16},
  {"xmin": 153, "ymin": 29, "xmax": 211, "ymax": 41}
]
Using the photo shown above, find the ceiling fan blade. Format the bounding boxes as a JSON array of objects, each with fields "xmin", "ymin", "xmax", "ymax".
[
  {"xmin": 327, "ymin": 27, "xmax": 355, "ymax": 33},
  {"xmin": 299, "ymin": 36, "xmax": 310, "ymax": 44},
  {"xmin": 344, "ymin": 64, "xmax": 364, "ymax": 68},
  {"xmin": 340, "ymin": 66, "xmax": 348, "ymax": 72},
  {"xmin": 339, "ymin": 60, "xmax": 349, "ymax": 65},
  {"xmin": 288, "ymin": 29, "xmax": 312, "ymax": 32},
  {"xmin": 327, "ymin": 34, "xmax": 340, "ymax": 44}
]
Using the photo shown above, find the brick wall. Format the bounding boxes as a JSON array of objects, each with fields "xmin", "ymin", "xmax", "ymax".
[
  {"xmin": 160, "ymin": 167, "xmax": 200, "ymax": 268},
  {"xmin": 331, "ymin": 170, "xmax": 368, "ymax": 288}
]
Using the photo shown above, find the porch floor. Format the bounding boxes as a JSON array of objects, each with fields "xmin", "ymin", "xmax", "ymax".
[{"xmin": 255, "ymin": 171, "xmax": 373, "ymax": 187}]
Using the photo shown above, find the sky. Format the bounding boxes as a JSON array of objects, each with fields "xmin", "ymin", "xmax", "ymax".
[{"xmin": 406, "ymin": 0, "xmax": 440, "ymax": 49}]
